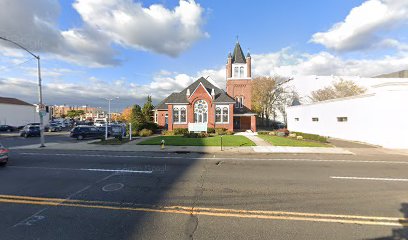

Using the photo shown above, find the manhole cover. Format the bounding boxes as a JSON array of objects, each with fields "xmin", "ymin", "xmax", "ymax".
[{"xmin": 102, "ymin": 183, "xmax": 124, "ymax": 192}]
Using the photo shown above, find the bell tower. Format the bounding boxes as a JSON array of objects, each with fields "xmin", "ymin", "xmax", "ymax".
[{"xmin": 226, "ymin": 41, "xmax": 253, "ymax": 109}]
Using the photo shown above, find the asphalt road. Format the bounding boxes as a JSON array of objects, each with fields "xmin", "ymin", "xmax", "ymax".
[
  {"xmin": 0, "ymin": 132, "xmax": 75, "ymax": 148},
  {"xmin": 0, "ymin": 149, "xmax": 407, "ymax": 239}
]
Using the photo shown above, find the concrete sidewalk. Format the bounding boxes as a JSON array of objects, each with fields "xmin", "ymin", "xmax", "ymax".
[
  {"xmin": 10, "ymin": 138, "xmax": 353, "ymax": 154},
  {"xmin": 242, "ymin": 134, "xmax": 272, "ymax": 146}
]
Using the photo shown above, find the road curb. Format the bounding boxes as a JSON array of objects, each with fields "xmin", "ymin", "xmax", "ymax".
[{"xmin": 9, "ymin": 146, "xmax": 354, "ymax": 155}]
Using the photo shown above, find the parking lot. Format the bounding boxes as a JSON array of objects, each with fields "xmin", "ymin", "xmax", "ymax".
[{"xmin": 0, "ymin": 131, "xmax": 76, "ymax": 148}]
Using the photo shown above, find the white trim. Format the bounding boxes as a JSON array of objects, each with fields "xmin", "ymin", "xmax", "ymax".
[
  {"xmin": 215, "ymin": 105, "xmax": 229, "ymax": 124},
  {"xmin": 190, "ymin": 82, "xmax": 212, "ymax": 99},
  {"xmin": 227, "ymin": 77, "xmax": 252, "ymax": 80},
  {"xmin": 232, "ymin": 63, "xmax": 246, "ymax": 78},
  {"xmin": 173, "ymin": 105, "xmax": 187, "ymax": 124}
]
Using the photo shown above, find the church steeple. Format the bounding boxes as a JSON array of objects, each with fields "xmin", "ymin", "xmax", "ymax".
[
  {"xmin": 232, "ymin": 42, "xmax": 246, "ymax": 64},
  {"xmin": 226, "ymin": 40, "xmax": 251, "ymax": 80}
]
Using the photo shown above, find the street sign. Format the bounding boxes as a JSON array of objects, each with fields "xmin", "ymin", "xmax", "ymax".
[{"xmin": 188, "ymin": 122, "xmax": 207, "ymax": 132}]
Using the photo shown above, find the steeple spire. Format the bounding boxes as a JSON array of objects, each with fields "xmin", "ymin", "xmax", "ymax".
[{"xmin": 232, "ymin": 41, "xmax": 246, "ymax": 64}]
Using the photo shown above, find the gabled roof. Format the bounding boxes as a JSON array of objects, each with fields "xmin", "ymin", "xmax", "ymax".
[
  {"xmin": 154, "ymin": 94, "xmax": 173, "ymax": 110},
  {"xmin": 163, "ymin": 77, "xmax": 235, "ymax": 105},
  {"xmin": 231, "ymin": 42, "xmax": 246, "ymax": 64},
  {"xmin": 190, "ymin": 82, "xmax": 212, "ymax": 99},
  {"xmin": 0, "ymin": 96, "xmax": 33, "ymax": 106}
]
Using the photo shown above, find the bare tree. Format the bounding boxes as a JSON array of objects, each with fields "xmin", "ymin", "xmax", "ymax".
[
  {"xmin": 252, "ymin": 76, "xmax": 295, "ymax": 127},
  {"xmin": 310, "ymin": 79, "xmax": 367, "ymax": 102},
  {"xmin": 276, "ymin": 89, "xmax": 299, "ymax": 125}
]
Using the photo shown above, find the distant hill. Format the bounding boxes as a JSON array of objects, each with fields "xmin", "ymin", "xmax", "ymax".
[{"xmin": 374, "ymin": 70, "xmax": 408, "ymax": 78}]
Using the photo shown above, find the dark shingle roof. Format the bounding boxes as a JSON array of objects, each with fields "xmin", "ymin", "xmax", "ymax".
[
  {"xmin": 154, "ymin": 94, "xmax": 173, "ymax": 110},
  {"xmin": 0, "ymin": 97, "xmax": 33, "ymax": 106},
  {"xmin": 232, "ymin": 42, "xmax": 246, "ymax": 64},
  {"xmin": 161, "ymin": 77, "xmax": 235, "ymax": 106},
  {"xmin": 233, "ymin": 105, "xmax": 256, "ymax": 115}
]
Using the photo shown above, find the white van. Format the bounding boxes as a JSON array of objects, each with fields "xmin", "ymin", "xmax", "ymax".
[{"xmin": 94, "ymin": 119, "xmax": 106, "ymax": 127}]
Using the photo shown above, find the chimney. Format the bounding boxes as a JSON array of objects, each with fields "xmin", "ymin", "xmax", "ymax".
[{"xmin": 186, "ymin": 89, "xmax": 190, "ymax": 97}]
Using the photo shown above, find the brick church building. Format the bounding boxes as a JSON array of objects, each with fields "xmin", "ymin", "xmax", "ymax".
[{"xmin": 154, "ymin": 41, "xmax": 257, "ymax": 132}]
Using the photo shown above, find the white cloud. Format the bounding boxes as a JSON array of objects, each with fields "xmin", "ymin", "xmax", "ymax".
[
  {"xmin": 311, "ymin": 0, "xmax": 408, "ymax": 52},
  {"xmin": 0, "ymin": 0, "xmax": 118, "ymax": 66},
  {"xmin": 73, "ymin": 0, "xmax": 207, "ymax": 57},
  {"xmin": 251, "ymin": 49, "xmax": 408, "ymax": 77},
  {"xmin": 2, "ymin": 47, "xmax": 408, "ymax": 109},
  {"xmin": 0, "ymin": 0, "xmax": 207, "ymax": 66}
]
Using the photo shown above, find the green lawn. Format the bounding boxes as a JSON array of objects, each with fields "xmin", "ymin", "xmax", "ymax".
[
  {"xmin": 138, "ymin": 135, "xmax": 255, "ymax": 147},
  {"xmin": 258, "ymin": 135, "xmax": 331, "ymax": 147}
]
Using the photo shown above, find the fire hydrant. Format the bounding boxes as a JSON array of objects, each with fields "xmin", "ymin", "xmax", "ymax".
[{"xmin": 161, "ymin": 139, "xmax": 165, "ymax": 150}]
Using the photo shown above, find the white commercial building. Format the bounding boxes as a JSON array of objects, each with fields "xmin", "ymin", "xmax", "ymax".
[
  {"xmin": 0, "ymin": 97, "xmax": 49, "ymax": 127},
  {"xmin": 287, "ymin": 81, "xmax": 408, "ymax": 149}
]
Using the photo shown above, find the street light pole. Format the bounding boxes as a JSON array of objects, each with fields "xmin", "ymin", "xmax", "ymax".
[
  {"xmin": 103, "ymin": 97, "xmax": 119, "ymax": 140},
  {"xmin": 0, "ymin": 36, "xmax": 45, "ymax": 147},
  {"xmin": 37, "ymin": 56, "xmax": 45, "ymax": 147}
]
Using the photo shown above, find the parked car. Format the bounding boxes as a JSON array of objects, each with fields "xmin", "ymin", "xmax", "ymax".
[
  {"xmin": 50, "ymin": 121, "xmax": 64, "ymax": 128},
  {"xmin": 94, "ymin": 120, "xmax": 106, "ymax": 127},
  {"xmin": 75, "ymin": 121, "xmax": 94, "ymax": 126},
  {"xmin": 97, "ymin": 126, "xmax": 112, "ymax": 136},
  {"xmin": 26, "ymin": 123, "xmax": 49, "ymax": 131},
  {"xmin": 70, "ymin": 126, "xmax": 104, "ymax": 140},
  {"xmin": 20, "ymin": 125, "xmax": 41, "ymax": 138},
  {"xmin": 0, "ymin": 125, "xmax": 16, "ymax": 132},
  {"xmin": 48, "ymin": 123, "xmax": 62, "ymax": 132},
  {"xmin": 272, "ymin": 121, "xmax": 287, "ymax": 130},
  {"xmin": 0, "ymin": 143, "xmax": 9, "ymax": 166}
]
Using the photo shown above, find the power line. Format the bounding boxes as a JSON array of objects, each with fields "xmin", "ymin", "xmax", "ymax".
[{"xmin": 0, "ymin": 57, "xmax": 34, "ymax": 72}]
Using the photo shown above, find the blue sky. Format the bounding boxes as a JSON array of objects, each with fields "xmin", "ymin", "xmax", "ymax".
[{"xmin": 1, "ymin": 0, "xmax": 407, "ymax": 111}]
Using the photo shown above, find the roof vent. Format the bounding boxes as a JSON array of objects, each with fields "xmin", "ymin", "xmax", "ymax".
[
  {"xmin": 186, "ymin": 89, "xmax": 190, "ymax": 97},
  {"xmin": 211, "ymin": 88, "xmax": 215, "ymax": 99}
]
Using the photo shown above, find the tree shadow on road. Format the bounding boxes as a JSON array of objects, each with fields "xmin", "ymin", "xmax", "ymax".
[{"xmin": 367, "ymin": 203, "xmax": 408, "ymax": 240}]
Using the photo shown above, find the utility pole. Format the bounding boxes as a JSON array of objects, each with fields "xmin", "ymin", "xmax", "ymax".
[
  {"xmin": 0, "ymin": 36, "xmax": 45, "ymax": 147},
  {"xmin": 102, "ymin": 97, "xmax": 119, "ymax": 140}
]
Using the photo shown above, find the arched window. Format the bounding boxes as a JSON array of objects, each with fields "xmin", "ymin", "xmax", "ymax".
[
  {"xmin": 173, "ymin": 106, "xmax": 186, "ymax": 124},
  {"xmin": 235, "ymin": 96, "xmax": 244, "ymax": 108},
  {"xmin": 180, "ymin": 107, "xmax": 186, "ymax": 123},
  {"xmin": 222, "ymin": 107, "xmax": 229, "ymax": 122},
  {"xmin": 173, "ymin": 107, "xmax": 179, "ymax": 123},
  {"xmin": 234, "ymin": 67, "xmax": 238, "ymax": 77},
  {"xmin": 194, "ymin": 100, "xmax": 208, "ymax": 123},
  {"xmin": 215, "ymin": 107, "xmax": 221, "ymax": 122},
  {"xmin": 240, "ymin": 67, "xmax": 244, "ymax": 77},
  {"xmin": 215, "ymin": 105, "xmax": 229, "ymax": 123}
]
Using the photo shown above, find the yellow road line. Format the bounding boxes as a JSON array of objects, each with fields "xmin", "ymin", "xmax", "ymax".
[
  {"xmin": 0, "ymin": 195, "xmax": 406, "ymax": 227},
  {"xmin": 169, "ymin": 206, "xmax": 405, "ymax": 222}
]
